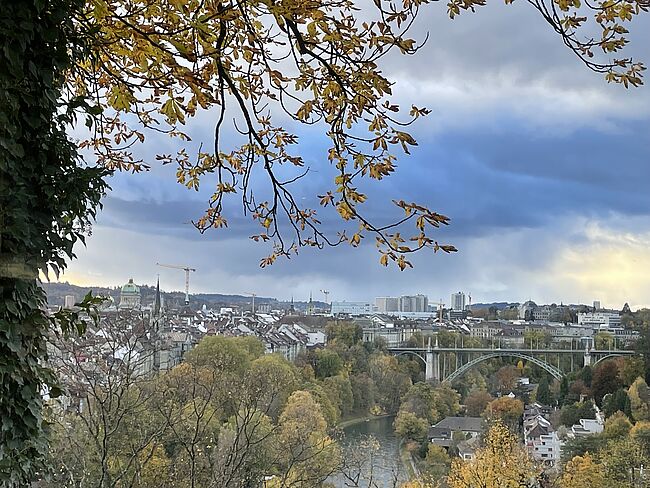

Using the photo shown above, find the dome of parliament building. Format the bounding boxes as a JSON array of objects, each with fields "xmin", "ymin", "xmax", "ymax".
[{"xmin": 119, "ymin": 278, "xmax": 141, "ymax": 309}]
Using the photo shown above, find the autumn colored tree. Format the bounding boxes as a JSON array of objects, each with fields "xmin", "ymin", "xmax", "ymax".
[
  {"xmin": 399, "ymin": 382, "xmax": 441, "ymax": 424},
  {"xmin": 368, "ymin": 354, "xmax": 412, "ymax": 413},
  {"xmin": 598, "ymin": 435, "xmax": 648, "ymax": 487},
  {"xmin": 635, "ymin": 326, "xmax": 650, "ymax": 383},
  {"xmin": 70, "ymin": 0, "xmax": 646, "ymax": 271},
  {"xmin": 432, "ymin": 385, "xmax": 462, "ymax": 420},
  {"xmin": 618, "ymin": 357, "xmax": 645, "ymax": 386},
  {"xmin": 421, "ymin": 444, "xmax": 451, "ymax": 483},
  {"xmin": 603, "ymin": 411, "xmax": 633, "ymax": 439},
  {"xmin": 314, "ymin": 348, "xmax": 344, "ymax": 379},
  {"xmin": 323, "ymin": 374, "xmax": 354, "ymax": 416},
  {"xmin": 276, "ymin": 390, "xmax": 340, "ymax": 486},
  {"xmin": 494, "ymin": 365, "xmax": 520, "ymax": 395},
  {"xmin": 558, "ymin": 453, "xmax": 608, "ymax": 488},
  {"xmin": 185, "ymin": 334, "xmax": 265, "ymax": 372},
  {"xmin": 304, "ymin": 382, "xmax": 340, "ymax": 426},
  {"xmin": 482, "ymin": 396, "xmax": 524, "ymax": 432},
  {"xmin": 628, "ymin": 376, "xmax": 650, "ymax": 421},
  {"xmin": 629, "ymin": 421, "xmax": 650, "ymax": 457},
  {"xmin": 46, "ymin": 311, "xmax": 170, "ymax": 488},
  {"xmin": 566, "ymin": 379, "xmax": 590, "ymax": 404},
  {"xmin": 464, "ymin": 389, "xmax": 493, "ymax": 417},
  {"xmin": 350, "ymin": 373, "xmax": 377, "ymax": 413},
  {"xmin": 592, "ymin": 360, "xmax": 621, "ymax": 407},
  {"xmin": 594, "ymin": 331, "xmax": 614, "ymax": 350},
  {"xmin": 325, "ymin": 321, "xmax": 362, "ymax": 348},
  {"xmin": 447, "ymin": 420, "xmax": 540, "ymax": 488},
  {"xmin": 394, "ymin": 411, "xmax": 429, "ymax": 443}
]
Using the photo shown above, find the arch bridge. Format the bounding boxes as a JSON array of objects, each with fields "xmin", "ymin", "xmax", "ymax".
[{"xmin": 388, "ymin": 340, "xmax": 634, "ymax": 383}]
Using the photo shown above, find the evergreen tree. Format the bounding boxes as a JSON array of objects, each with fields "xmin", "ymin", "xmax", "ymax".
[
  {"xmin": 559, "ymin": 376, "xmax": 570, "ymax": 405},
  {"xmin": 603, "ymin": 389, "xmax": 632, "ymax": 419},
  {"xmin": 536, "ymin": 376, "xmax": 552, "ymax": 406},
  {"xmin": 579, "ymin": 365, "xmax": 593, "ymax": 387}
]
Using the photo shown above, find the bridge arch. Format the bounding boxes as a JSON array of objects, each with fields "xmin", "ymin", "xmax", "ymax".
[
  {"xmin": 394, "ymin": 351, "xmax": 426, "ymax": 366},
  {"xmin": 593, "ymin": 353, "xmax": 630, "ymax": 366},
  {"xmin": 444, "ymin": 351, "xmax": 563, "ymax": 383}
]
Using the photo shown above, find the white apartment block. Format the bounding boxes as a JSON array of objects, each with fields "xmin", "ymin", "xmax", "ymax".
[
  {"xmin": 331, "ymin": 301, "xmax": 374, "ymax": 315},
  {"xmin": 570, "ymin": 418, "xmax": 604, "ymax": 437},
  {"xmin": 529, "ymin": 432, "xmax": 563, "ymax": 465},
  {"xmin": 578, "ymin": 311, "xmax": 621, "ymax": 328}
]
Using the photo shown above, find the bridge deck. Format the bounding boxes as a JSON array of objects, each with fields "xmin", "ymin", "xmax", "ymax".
[{"xmin": 387, "ymin": 347, "xmax": 634, "ymax": 354}]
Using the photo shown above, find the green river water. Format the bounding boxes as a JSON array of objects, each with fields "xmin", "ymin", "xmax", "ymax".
[{"xmin": 329, "ymin": 416, "xmax": 407, "ymax": 487}]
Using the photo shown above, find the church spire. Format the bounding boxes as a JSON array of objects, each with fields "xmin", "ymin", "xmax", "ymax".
[{"xmin": 154, "ymin": 276, "xmax": 161, "ymax": 317}]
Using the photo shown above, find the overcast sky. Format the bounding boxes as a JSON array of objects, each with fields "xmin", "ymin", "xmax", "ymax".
[{"xmin": 59, "ymin": 3, "xmax": 650, "ymax": 309}]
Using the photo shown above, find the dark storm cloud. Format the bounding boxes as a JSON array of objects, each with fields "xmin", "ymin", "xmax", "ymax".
[
  {"xmin": 397, "ymin": 120, "xmax": 650, "ymax": 236},
  {"xmin": 99, "ymin": 114, "xmax": 650, "ymax": 247}
]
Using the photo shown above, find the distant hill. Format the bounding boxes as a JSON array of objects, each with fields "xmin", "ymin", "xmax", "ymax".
[
  {"xmin": 41, "ymin": 282, "xmax": 325, "ymax": 311},
  {"xmin": 470, "ymin": 302, "xmax": 517, "ymax": 310},
  {"xmin": 42, "ymin": 282, "xmax": 121, "ymax": 306}
]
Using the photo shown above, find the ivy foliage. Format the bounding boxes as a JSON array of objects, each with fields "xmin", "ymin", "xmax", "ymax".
[{"xmin": 0, "ymin": 0, "xmax": 108, "ymax": 485}]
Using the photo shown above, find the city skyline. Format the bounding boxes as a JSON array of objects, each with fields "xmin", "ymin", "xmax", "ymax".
[{"xmin": 47, "ymin": 278, "xmax": 635, "ymax": 312}]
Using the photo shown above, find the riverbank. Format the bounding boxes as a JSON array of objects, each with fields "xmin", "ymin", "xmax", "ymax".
[
  {"xmin": 337, "ymin": 413, "xmax": 394, "ymax": 429},
  {"xmin": 399, "ymin": 440, "xmax": 419, "ymax": 480}
]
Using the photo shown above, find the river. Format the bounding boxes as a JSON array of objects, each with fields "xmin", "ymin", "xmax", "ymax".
[{"xmin": 329, "ymin": 416, "xmax": 408, "ymax": 487}]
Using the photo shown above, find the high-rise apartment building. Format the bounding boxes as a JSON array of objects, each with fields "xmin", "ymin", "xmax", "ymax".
[
  {"xmin": 376, "ymin": 297, "xmax": 400, "ymax": 313},
  {"xmin": 451, "ymin": 292, "xmax": 466, "ymax": 311},
  {"xmin": 399, "ymin": 294, "xmax": 428, "ymax": 313}
]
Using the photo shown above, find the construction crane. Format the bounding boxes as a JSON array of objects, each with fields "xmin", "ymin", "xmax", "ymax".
[
  {"xmin": 320, "ymin": 289, "xmax": 330, "ymax": 304},
  {"xmin": 156, "ymin": 263, "xmax": 196, "ymax": 305}
]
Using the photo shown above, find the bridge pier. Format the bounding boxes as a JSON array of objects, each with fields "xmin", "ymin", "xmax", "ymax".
[
  {"xmin": 583, "ymin": 346, "xmax": 592, "ymax": 367},
  {"xmin": 425, "ymin": 337, "xmax": 440, "ymax": 382}
]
